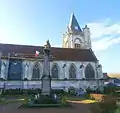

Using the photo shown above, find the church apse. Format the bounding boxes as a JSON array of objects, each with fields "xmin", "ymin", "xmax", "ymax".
[{"xmin": 7, "ymin": 59, "xmax": 22, "ymax": 80}]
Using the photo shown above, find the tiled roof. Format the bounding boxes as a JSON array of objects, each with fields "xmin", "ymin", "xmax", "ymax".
[{"xmin": 0, "ymin": 43, "xmax": 97, "ymax": 61}]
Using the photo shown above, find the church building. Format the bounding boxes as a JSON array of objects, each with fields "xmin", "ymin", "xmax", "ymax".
[{"xmin": 0, "ymin": 13, "xmax": 104, "ymax": 91}]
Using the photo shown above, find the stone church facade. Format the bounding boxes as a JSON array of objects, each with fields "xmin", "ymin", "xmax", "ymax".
[{"xmin": 0, "ymin": 13, "xmax": 104, "ymax": 91}]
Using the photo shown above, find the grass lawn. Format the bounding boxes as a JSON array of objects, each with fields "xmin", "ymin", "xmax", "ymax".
[{"xmin": 0, "ymin": 98, "xmax": 25, "ymax": 105}]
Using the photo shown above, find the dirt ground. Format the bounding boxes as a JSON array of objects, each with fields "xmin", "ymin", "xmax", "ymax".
[{"xmin": 0, "ymin": 102, "xmax": 93, "ymax": 113}]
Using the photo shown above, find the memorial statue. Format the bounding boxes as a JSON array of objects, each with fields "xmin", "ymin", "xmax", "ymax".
[
  {"xmin": 26, "ymin": 40, "xmax": 60, "ymax": 106},
  {"xmin": 41, "ymin": 40, "xmax": 51, "ymax": 95},
  {"xmin": 44, "ymin": 40, "xmax": 51, "ymax": 49}
]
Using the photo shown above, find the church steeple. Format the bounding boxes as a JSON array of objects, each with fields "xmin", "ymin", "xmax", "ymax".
[
  {"xmin": 62, "ymin": 13, "xmax": 91, "ymax": 49},
  {"xmin": 68, "ymin": 13, "xmax": 82, "ymax": 32}
]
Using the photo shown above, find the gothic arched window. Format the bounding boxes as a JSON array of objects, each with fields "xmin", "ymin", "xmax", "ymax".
[
  {"xmin": 51, "ymin": 64, "xmax": 58, "ymax": 79},
  {"xmin": 69, "ymin": 64, "xmax": 76, "ymax": 79},
  {"xmin": 85, "ymin": 64, "xmax": 95, "ymax": 79},
  {"xmin": 32, "ymin": 63, "xmax": 40, "ymax": 80},
  {"xmin": 8, "ymin": 59, "xmax": 22, "ymax": 80}
]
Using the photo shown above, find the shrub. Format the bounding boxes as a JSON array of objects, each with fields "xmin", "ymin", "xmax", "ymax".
[
  {"xmin": 90, "ymin": 94, "xmax": 117, "ymax": 113},
  {"xmin": 85, "ymin": 94, "xmax": 91, "ymax": 99},
  {"xmin": 90, "ymin": 94, "xmax": 104, "ymax": 102},
  {"xmin": 115, "ymin": 107, "xmax": 120, "ymax": 113},
  {"xmin": 104, "ymin": 86, "xmax": 117, "ymax": 95},
  {"xmin": 3, "ymin": 89, "xmax": 41, "ymax": 95},
  {"xmin": 86, "ymin": 87, "xmax": 103, "ymax": 94},
  {"xmin": 68, "ymin": 87, "xmax": 76, "ymax": 95},
  {"xmin": 51, "ymin": 89, "xmax": 65, "ymax": 95},
  {"xmin": 61, "ymin": 95, "xmax": 67, "ymax": 105}
]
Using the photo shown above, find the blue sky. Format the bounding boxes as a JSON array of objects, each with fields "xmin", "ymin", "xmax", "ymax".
[{"xmin": 0, "ymin": 0, "xmax": 120, "ymax": 74}]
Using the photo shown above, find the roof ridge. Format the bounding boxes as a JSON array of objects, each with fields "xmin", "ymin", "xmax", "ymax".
[{"xmin": 0, "ymin": 43, "xmax": 93, "ymax": 51}]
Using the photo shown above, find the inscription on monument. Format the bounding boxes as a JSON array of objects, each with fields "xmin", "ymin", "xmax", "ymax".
[{"xmin": 42, "ymin": 76, "xmax": 51, "ymax": 95}]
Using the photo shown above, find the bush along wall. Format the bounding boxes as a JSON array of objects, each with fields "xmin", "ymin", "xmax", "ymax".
[
  {"xmin": 2, "ymin": 89, "xmax": 68, "ymax": 96},
  {"xmin": 86, "ymin": 87, "xmax": 103, "ymax": 94},
  {"xmin": 68, "ymin": 87, "xmax": 76, "ymax": 95},
  {"xmin": 2, "ymin": 89, "xmax": 41, "ymax": 95},
  {"xmin": 90, "ymin": 94, "xmax": 118, "ymax": 113}
]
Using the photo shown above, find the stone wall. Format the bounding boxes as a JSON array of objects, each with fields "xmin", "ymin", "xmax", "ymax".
[{"xmin": 0, "ymin": 59, "xmax": 104, "ymax": 90}]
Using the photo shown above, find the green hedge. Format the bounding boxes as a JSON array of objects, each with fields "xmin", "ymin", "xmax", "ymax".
[
  {"xmin": 2, "ymin": 89, "xmax": 67, "ymax": 95},
  {"xmin": 2, "ymin": 89, "xmax": 41, "ymax": 95}
]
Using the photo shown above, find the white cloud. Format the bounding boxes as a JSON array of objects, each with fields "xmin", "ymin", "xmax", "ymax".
[
  {"xmin": 87, "ymin": 19, "xmax": 120, "ymax": 51},
  {"xmin": 92, "ymin": 37, "xmax": 120, "ymax": 51}
]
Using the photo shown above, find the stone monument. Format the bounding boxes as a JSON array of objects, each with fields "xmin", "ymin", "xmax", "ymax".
[
  {"xmin": 25, "ymin": 40, "xmax": 63, "ymax": 107},
  {"xmin": 41, "ymin": 40, "xmax": 51, "ymax": 95}
]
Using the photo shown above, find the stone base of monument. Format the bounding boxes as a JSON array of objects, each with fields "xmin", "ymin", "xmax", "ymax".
[{"xmin": 22, "ymin": 93, "xmax": 68, "ymax": 108}]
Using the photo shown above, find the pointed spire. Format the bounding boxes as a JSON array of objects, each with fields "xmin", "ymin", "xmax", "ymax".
[{"xmin": 68, "ymin": 13, "xmax": 82, "ymax": 32}]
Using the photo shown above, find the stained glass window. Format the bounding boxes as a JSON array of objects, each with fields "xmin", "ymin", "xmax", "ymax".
[
  {"xmin": 8, "ymin": 59, "xmax": 22, "ymax": 80},
  {"xmin": 51, "ymin": 64, "xmax": 58, "ymax": 79},
  {"xmin": 32, "ymin": 63, "xmax": 40, "ymax": 80},
  {"xmin": 69, "ymin": 64, "xmax": 76, "ymax": 79},
  {"xmin": 85, "ymin": 64, "xmax": 95, "ymax": 79}
]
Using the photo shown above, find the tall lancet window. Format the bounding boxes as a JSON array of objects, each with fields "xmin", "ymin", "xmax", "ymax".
[
  {"xmin": 51, "ymin": 64, "xmax": 58, "ymax": 79},
  {"xmin": 8, "ymin": 59, "xmax": 22, "ymax": 80},
  {"xmin": 85, "ymin": 64, "xmax": 95, "ymax": 79},
  {"xmin": 32, "ymin": 63, "xmax": 40, "ymax": 80},
  {"xmin": 69, "ymin": 64, "xmax": 76, "ymax": 79}
]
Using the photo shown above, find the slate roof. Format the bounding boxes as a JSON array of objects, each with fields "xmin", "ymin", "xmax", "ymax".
[
  {"xmin": 68, "ymin": 13, "xmax": 82, "ymax": 32},
  {"xmin": 0, "ymin": 43, "xmax": 98, "ymax": 61}
]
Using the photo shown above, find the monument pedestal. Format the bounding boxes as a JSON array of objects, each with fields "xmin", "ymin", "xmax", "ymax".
[{"xmin": 41, "ymin": 75, "xmax": 51, "ymax": 96}]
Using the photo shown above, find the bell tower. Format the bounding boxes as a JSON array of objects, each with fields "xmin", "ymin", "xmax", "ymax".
[{"xmin": 62, "ymin": 13, "xmax": 92, "ymax": 49}]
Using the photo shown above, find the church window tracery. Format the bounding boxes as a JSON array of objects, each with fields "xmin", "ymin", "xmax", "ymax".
[
  {"xmin": 85, "ymin": 64, "xmax": 95, "ymax": 79},
  {"xmin": 8, "ymin": 59, "xmax": 22, "ymax": 80},
  {"xmin": 51, "ymin": 64, "xmax": 59, "ymax": 79},
  {"xmin": 69, "ymin": 64, "xmax": 76, "ymax": 79},
  {"xmin": 32, "ymin": 62, "xmax": 40, "ymax": 80}
]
